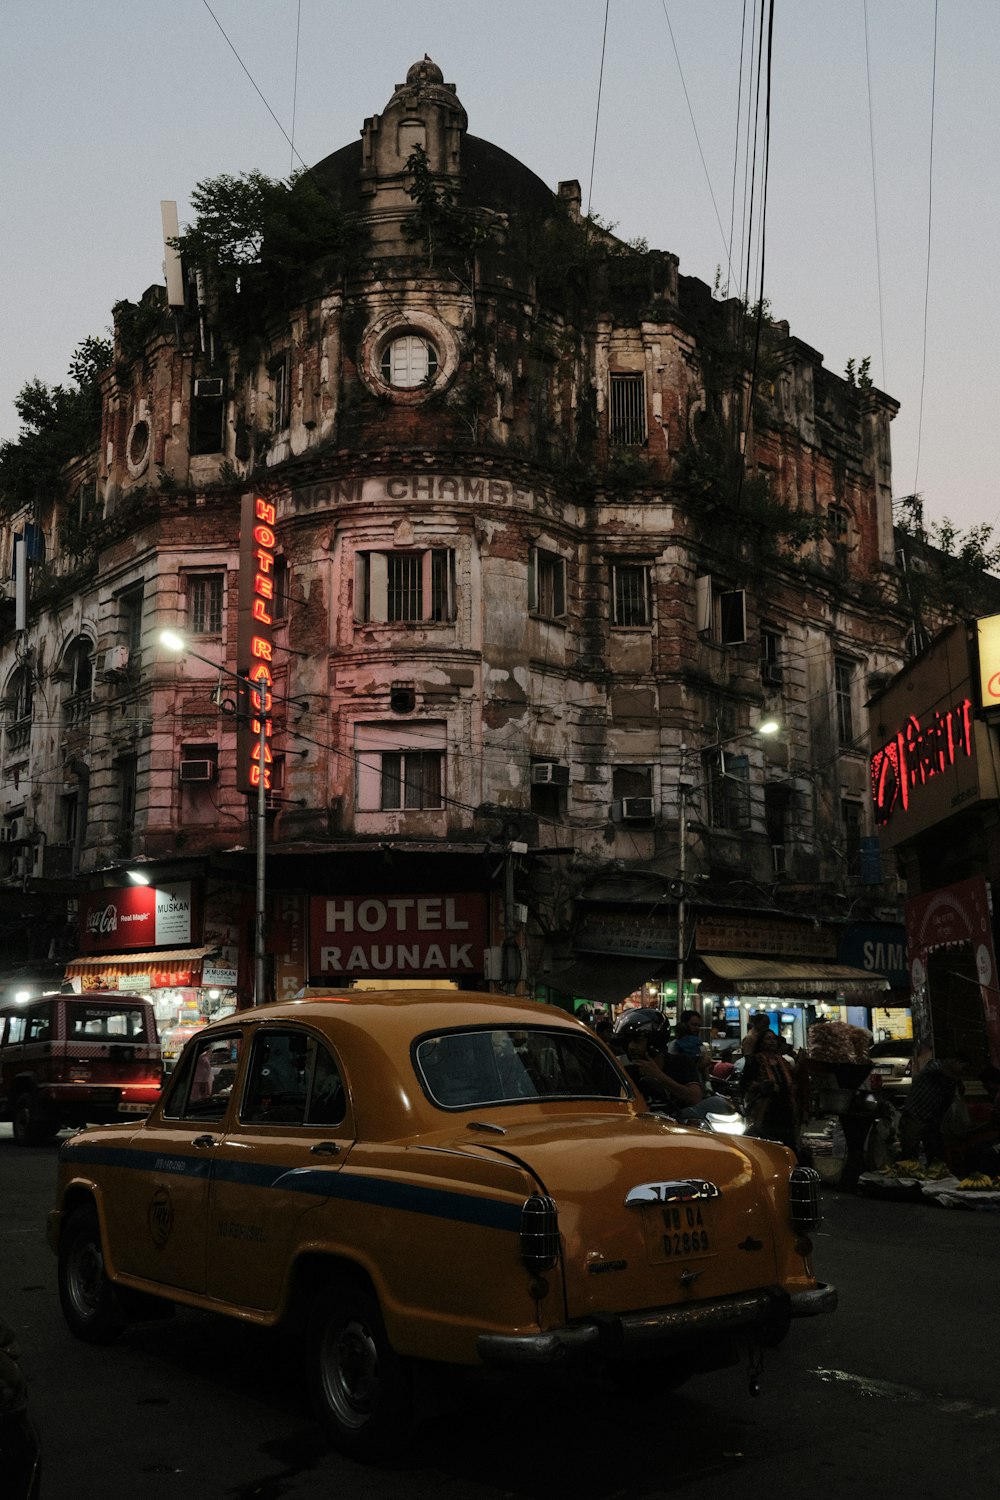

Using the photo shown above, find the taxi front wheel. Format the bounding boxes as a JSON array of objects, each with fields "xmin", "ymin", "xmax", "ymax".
[
  {"xmin": 58, "ymin": 1204, "xmax": 128, "ymax": 1345},
  {"xmin": 307, "ymin": 1283, "xmax": 414, "ymax": 1462}
]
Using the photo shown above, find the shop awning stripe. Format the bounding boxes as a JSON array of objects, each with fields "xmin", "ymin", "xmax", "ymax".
[
  {"xmin": 65, "ymin": 946, "xmax": 216, "ymax": 973},
  {"xmin": 702, "ymin": 955, "xmax": 889, "ymax": 996}
]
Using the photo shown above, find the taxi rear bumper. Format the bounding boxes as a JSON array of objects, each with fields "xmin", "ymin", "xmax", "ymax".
[{"xmin": 477, "ymin": 1283, "xmax": 836, "ymax": 1365}]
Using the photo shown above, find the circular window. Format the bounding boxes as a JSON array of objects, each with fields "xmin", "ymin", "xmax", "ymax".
[
  {"xmin": 380, "ymin": 335, "xmax": 438, "ymax": 389},
  {"xmin": 126, "ymin": 419, "xmax": 151, "ymax": 476},
  {"xmin": 360, "ymin": 310, "xmax": 459, "ymax": 403}
]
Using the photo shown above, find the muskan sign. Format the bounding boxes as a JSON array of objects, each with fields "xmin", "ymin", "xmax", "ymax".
[{"xmin": 308, "ymin": 894, "xmax": 488, "ymax": 979}]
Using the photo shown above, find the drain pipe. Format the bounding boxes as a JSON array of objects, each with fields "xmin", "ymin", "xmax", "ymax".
[{"xmin": 69, "ymin": 759, "xmax": 90, "ymax": 876}]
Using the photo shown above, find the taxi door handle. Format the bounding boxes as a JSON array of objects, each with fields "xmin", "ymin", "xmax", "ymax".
[
  {"xmin": 192, "ymin": 1135, "xmax": 217, "ymax": 1149},
  {"xmin": 310, "ymin": 1141, "xmax": 341, "ymax": 1156}
]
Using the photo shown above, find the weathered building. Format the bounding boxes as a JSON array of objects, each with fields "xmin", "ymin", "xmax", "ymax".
[{"xmin": 0, "ymin": 59, "xmax": 925, "ymax": 1026}]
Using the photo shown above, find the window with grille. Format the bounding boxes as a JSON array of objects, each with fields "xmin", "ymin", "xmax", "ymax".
[
  {"xmin": 704, "ymin": 750, "xmax": 750, "ymax": 830},
  {"xmin": 117, "ymin": 754, "xmax": 137, "ymax": 834},
  {"xmin": 379, "ymin": 751, "xmax": 443, "ymax": 810},
  {"xmin": 191, "ymin": 377, "xmax": 225, "ymax": 455},
  {"xmin": 612, "ymin": 765, "xmax": 652, "ymax": 798},
  {"xmin": 190, "ymin": 574, "xmax": 224, "ymax": 635},
  {"xmin": 841, "ymin": 799, "xmax": 863, "ymax": 876},
  {"xmin": 354, "ymin": 723, "xmax": 447, "ymax": 813},
  {"xmin": 355, "ymin": 550, "xmax": 455, "ymax": 623},
  {"xmin": 611, "ymin": 563, "xmax": 651, "ymax": 627},
  {"xmin": 609, "ymin": 373, "xmax": 646, "ymax": 446},
  {"xmin": 381, "ymin": 335, "xmax": 438, "ymax": 388},
  {"xmin": 828, "ymin": 505, "xmax": 850, "ymax": 543},
  {"xmin": 835, "ymin": 657, "xmax": 855, "ymax": 746},
  {"xmin": 529, "ymin": 548, "xmax": 567, "ymax": 619}
]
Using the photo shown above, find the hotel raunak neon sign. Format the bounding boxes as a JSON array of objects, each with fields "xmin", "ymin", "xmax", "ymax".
[
  {"xmin": 870, "ymin": 697, "xmax": 974, "ymax": 827},
  {"xmin": 236, "ymin": 493, "xmax": 277, "ymax": 795}
]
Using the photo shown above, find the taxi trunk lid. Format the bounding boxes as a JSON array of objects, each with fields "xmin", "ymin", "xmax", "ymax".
[{"xmin": 463, "ymin": 1113, "xmax": 784, "ymax": 1318}]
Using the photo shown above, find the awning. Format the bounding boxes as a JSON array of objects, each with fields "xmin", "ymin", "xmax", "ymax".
[
  {"xmin": 545, "ymin": 957, "xmax": 669, "ymax": 1007},
  {"xmin": 702, "ymin": 955, "xmax": 889, "ymax": 998},
  {"xmin": 65, "ymin": 947, "xmax": 218, "ymax": 988}
]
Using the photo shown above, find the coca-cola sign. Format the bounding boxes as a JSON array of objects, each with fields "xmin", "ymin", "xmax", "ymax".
[{"xmin": 80, "ymin": 882, "xmax": 193, "ymax": 954}]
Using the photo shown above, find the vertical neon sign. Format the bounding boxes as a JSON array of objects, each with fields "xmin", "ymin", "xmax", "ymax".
[{"xmin": 236, "ymin": 494, "xmax": 276, "ymax": 794}]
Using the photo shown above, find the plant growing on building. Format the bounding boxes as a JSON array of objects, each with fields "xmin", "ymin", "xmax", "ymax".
[
  {"xmin": 0, "ymin": 336, "xmax": 112, "ymax": 518},
  {"xmin": 895, "ymin": 493, "xmax": 1000, "ymax": 648}
]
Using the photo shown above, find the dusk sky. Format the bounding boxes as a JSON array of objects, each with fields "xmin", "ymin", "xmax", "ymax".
[{"xmin": 2, "ymin": 1, "xmax": 996, "ymax": 536}]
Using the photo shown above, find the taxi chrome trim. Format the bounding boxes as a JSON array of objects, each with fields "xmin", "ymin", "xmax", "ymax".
[
  {"xmin": 789, "ymin": 1282, "xmax": 838, "ymax": 1316},
  {"xmin": 624, "ymin": 1179, "xmax": 721, "ymax": 1206},
  {"xmin": 477, "ymin": 1287, "xmax": 796, "ymax": 1364}
]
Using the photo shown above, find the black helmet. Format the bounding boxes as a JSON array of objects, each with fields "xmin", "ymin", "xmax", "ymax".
[{"xmin": 614, "ymin": 1006, "xmax": 668, "ymax": 1041}]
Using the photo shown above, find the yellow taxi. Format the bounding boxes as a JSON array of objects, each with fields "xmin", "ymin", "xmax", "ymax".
[{"xmin": 48, "ymin": 989, "xmax": 834, "ymax": 1460}]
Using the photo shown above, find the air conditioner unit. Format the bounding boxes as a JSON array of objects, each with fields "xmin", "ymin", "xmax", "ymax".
[
  {"xmin": 621, "ymin": 796, "xmax": 655, "ymax": 822},
  {"xmin": 178, "ymin": 759, "xmax": 217, "ymax": 784},
  {"xmin": 11, "ymin": 854, "xmax": 28, "ymax": 877},
  {"xmin": 103, "ymin": 646, "xmax": 130, "ymax": 675},
  {"xmin": 761, "ymin": 662, "xmax": 783, "ymax": 687},
  {"xmin": 531, "ymin": 762, "xmax": 570, "ymax": 787}
]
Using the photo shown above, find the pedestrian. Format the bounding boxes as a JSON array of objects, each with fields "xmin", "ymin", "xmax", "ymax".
[
  {"xmin": 897, "ymin": 1056, "xmax": 967, "ymax": 1165},
  {"xmin": 742, "ymin": 1028, "xmax": 800, "ymax": 1152}
]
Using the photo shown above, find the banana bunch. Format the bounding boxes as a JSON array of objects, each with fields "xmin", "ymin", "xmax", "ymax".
[{"xmin": 957, "ymin": 1174, "xmax": 999, "ymax": 1191}]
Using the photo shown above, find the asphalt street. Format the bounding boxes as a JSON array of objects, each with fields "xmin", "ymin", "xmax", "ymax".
[{"xmin": 3, "ymin": 1125, "xmax": 999, "ymax": 1500}]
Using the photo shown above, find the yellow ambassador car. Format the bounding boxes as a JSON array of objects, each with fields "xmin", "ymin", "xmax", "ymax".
[{"xmin": 48, "ymin": 989, "xmax": 835, "ymax": 1459}]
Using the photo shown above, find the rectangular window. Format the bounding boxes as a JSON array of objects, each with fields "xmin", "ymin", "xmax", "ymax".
[
  {"xmin": 842, "ymin": 798, "xmax": 863, "ymax": 876},
  {"xmin": 695, "ymin": 576, "xmax": 747, "ymax": 644},
  {"xmin": 61, "ymin": 792, "xmax": 78, "ymax": 844},
  {"xmin": 379, "ymin": 751, "xmax": 442, "ymax": 810},
  {"xmin": 612, "ymin": 765, "xmax": 653, "ymax": 799},
  {"xmin": 190, "ymin": 574, "xmax": 224, "ymax": 635},
  {"xmin": 269, "ymin": 356, "xmax": 290, "ymax": 432},
  {"xmin": 760, "ymin": 628, "xmax": 783, "ymax": 686},
  {"xmin": 117, "ymin": 754, "xmax": 137, "ymax": 833},
  {"xmin": 354, "ymin": 723, "xmax": 447, "ymax": 813},
  {"xmin": 529, "ymin": 548, "xmax": 567, "ymax": 619},
  {"xmin": 835, "ymin": 658, "xmax": 855, "ymax": 746},
  {"xmin": 609, "ymin": 373, "xmax": 646, "ymax": 446},
  {"xmin": 119, "ymin": 587, "xmax": 144, "ymax": 655},
  {"xmin": 611, "ymin": 563, "xmax": 651, "ymax": 628},
  {"xmin": 191, "ymin": 378, "xmax": 225, "ymax": 455},
  {"xmin": 705, "ymin": 750, "xmax": 750, "ymax": 831},
  {"xmin": 272, "ymin": 554, "xmax": 289, "ymax": 621},
  {"xmin": 355, "ymin": 550, "xmax": 455, "ymax": 624}
]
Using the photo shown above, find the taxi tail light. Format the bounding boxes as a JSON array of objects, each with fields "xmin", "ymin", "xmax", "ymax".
[
  {"xmin": 520, "ymin": 1194, "xmax": 559, "ymax": 1271},
  {"xmin": 788, "ymin": 1165, "xmax": 822, "ymax": 1233}
]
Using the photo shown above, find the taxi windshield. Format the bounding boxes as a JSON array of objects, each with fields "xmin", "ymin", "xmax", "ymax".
[{"xmin": 414, "ymin": 1026, "xmax": 628, "ymax": 1109}]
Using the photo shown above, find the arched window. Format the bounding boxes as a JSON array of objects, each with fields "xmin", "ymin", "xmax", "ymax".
[{"xmin": 63, "ymin": 639, "xmax": 93, "ymax": 730}]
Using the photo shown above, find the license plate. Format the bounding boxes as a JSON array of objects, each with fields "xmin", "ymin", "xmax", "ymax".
[
  {"xmin": 872, "ymin": 1064, "xmax": 895, "ymax": 1076},
  {"xmin": 118, "ymin": 1102, "xmax": 152, "ymax": 1114},
  {"xmin": 645, "ymin": 1202, "xmax": 713, "ymax": 1262}
]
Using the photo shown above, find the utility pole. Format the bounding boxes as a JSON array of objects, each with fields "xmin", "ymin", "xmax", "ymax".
[{"xmin": 676, "ymin": 745, "xmax": 688, "ymax": 1019}]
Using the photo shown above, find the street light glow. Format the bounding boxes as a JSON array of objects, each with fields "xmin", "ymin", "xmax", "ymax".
[
  {"xmin": 756, "ymin": 717, "xmax": 780, "ymax": 736},
  {"xmin": 159, "ymin": 629, "xmax": 186, "ymax": 653}
]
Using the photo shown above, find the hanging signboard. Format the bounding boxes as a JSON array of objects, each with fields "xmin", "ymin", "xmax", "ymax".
[
  {"xmin": 236, "ymin": 493, "xmax": 276, "ymax": 795},
  {"xmin": 80, "ymin": 882, "xmax": 194, "ymax": 955},
  {"xmin": 308, "ymin": 894, "xmax": 488, "ymax": 979}
]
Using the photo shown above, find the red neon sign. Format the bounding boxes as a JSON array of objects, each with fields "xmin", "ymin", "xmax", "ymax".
[
  {"xmin": 870, "ymin": 697, "xmax": 973, "ymax": 826},
  {"xmin": 237, "ymin": 494, "xmax": 277, "ymax": 794}
]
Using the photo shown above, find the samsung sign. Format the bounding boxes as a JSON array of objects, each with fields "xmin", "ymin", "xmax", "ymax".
[{"xmin": 837, "ymin": 924, "xmax": 907, "ymax": 989}]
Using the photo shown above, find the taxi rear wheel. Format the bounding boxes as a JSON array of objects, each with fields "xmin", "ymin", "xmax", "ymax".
[
  {"xmin": 308, "ymin": 1283, "xmax": 414, "ymax": 1462},
  {"xmin": 58, "ymin": 1204, "xmax": 128, "ymax": 1344}
]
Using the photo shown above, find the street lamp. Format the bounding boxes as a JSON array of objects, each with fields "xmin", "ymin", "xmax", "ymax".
[
  {"xmin": 159, "ymin": 628, "xmax": 268, "ymax": 1008},
  {"xmin": 675, "ymin": 718, "xmax": 781, "ymax": 1027}
]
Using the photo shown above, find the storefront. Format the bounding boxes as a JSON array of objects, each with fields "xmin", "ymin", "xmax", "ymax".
[{"xmin": 64, "ymin": 880, "xmax": 238, "ymax": 1036}]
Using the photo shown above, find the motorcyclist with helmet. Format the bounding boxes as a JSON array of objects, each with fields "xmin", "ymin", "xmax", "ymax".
[{"xmin": 614, "ymin": 1008, "xmax": 703, "ymax": 1116}]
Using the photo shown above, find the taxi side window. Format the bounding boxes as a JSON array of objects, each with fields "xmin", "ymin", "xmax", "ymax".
[
  {"xmin": 162, "ymin": 1033, "xmax": 242, "ymax": 1122},
  {"xmin": 242, "ymin": 1031, "xmax": 345, "ymax": 1128}
]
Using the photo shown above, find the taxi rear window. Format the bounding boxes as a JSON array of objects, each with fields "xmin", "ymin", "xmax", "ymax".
[{"xmin": 414, "ymin": 1026, "xmax": 628, "ymax": 1109}]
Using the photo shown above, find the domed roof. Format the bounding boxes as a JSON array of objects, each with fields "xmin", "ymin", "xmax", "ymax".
[{"xmin": 306, "ymin": 61, "xmax": 557, "ymax": 222}]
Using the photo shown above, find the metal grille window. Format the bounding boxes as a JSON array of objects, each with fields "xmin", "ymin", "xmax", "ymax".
[
  {"xmin": 609, "ymin": 373, "xmax": 647, "ymax": 446},
  {"xmin": 529, "ymin": 548, "xmax": 567, "ymax": 619},
  {"xmin": 612, "ymin": 563, "xmax": 651, "ymax": 627},
  {"xmin": 842, "ymin": 798, "xmax": 862, "ymax": 876},
  {"xmin": 379, "ymin": 751, "xmax": 443, "ymax": 810},
  {"xmin": 190, "ymin": 575, "xmax": 224, "ymax": 635},
  {"xmin": 760, "ymin": 628, "xmax": 783, "ymax": 686},
  {"xmin": 356, "ymin": 550, "xmax": 455, "ymax": 623},
  {"xmin": 835, "ymin": 658, "xmax": 855, "ymax": 746},
  {"xmin": 705, "ymin": 751, "xmax": 751, "ymax": 830},
  {"xmin": 381, "ymin": 335, "xmax": 438, "ymax": 388}
]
